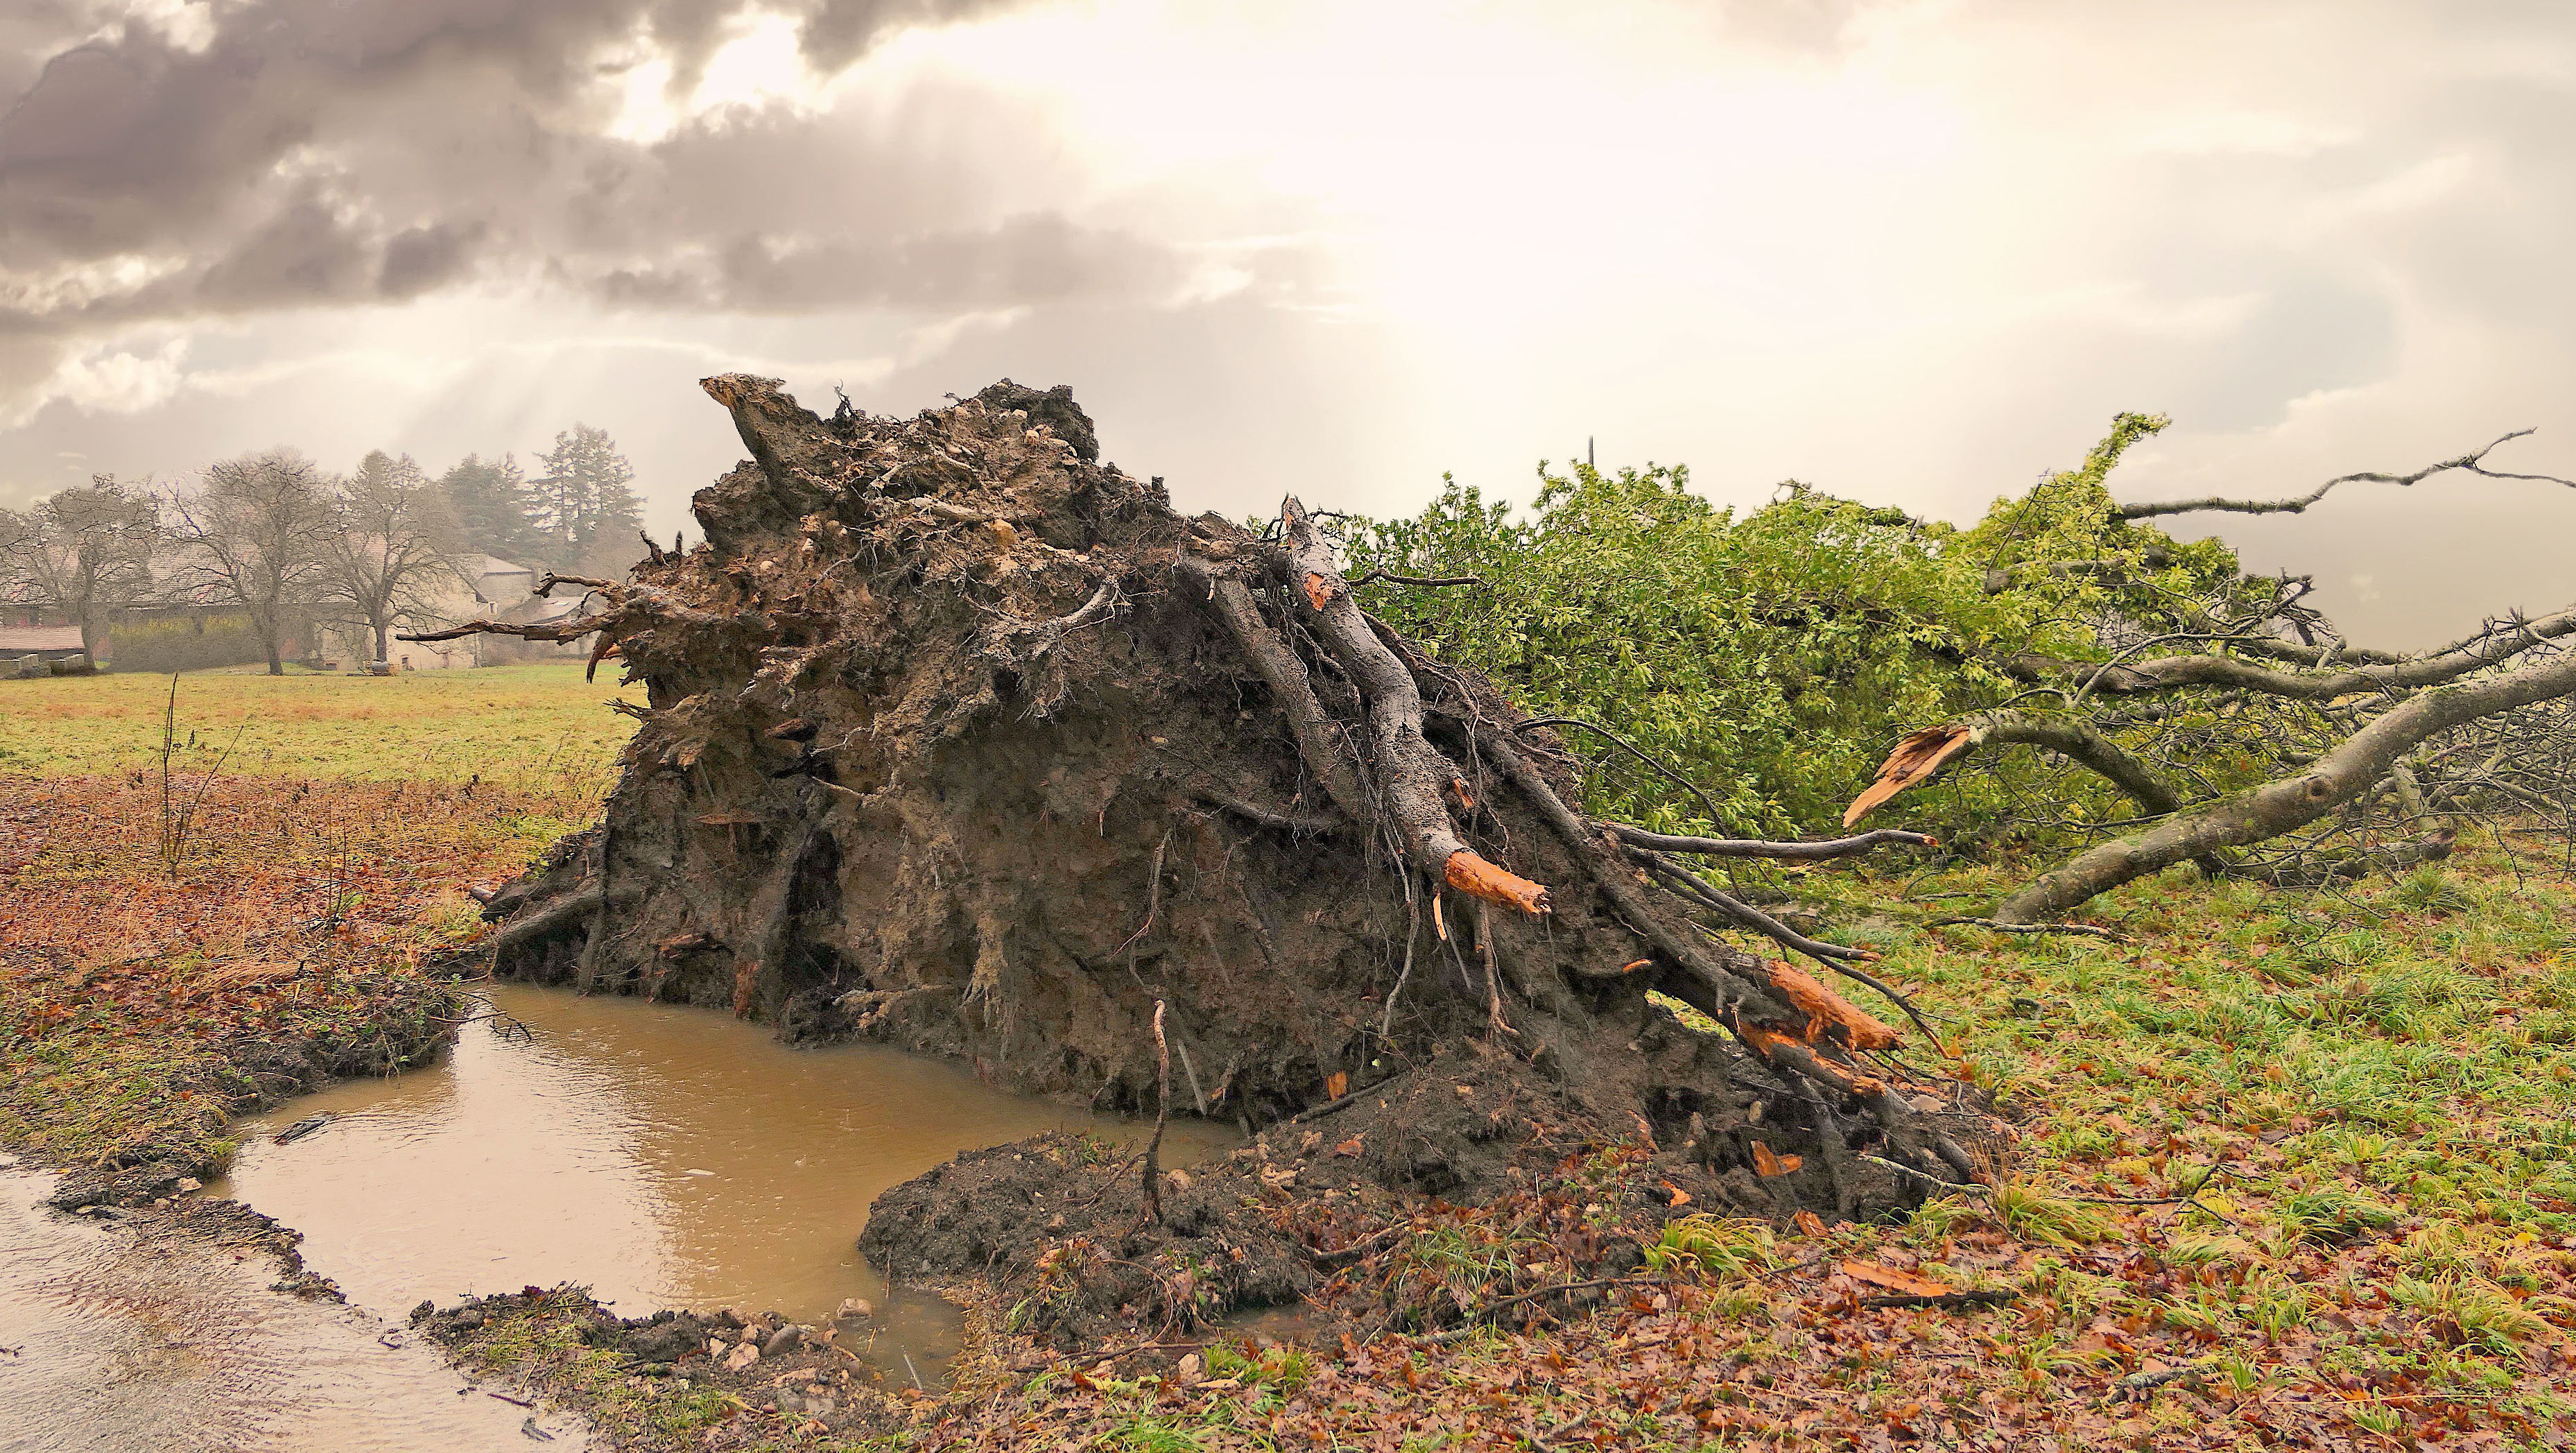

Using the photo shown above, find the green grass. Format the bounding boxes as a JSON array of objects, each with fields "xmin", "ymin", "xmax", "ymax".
[
  {"xmin": 1815, "ymin": 840, "xmax": 2576, "ymax": 1418},
  {"xmin": 0, "ymin": 661, "xmax": 642, "ymax": 789}
]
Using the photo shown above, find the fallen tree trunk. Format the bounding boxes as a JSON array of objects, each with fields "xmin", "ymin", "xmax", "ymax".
[
  {"xmin": 1988, "ymin": 646, "xmax": 2576, "ymax": 921},
  {"xmin": 416, "ymin": 375, "xmax": 1994, "ymax": 1226}
]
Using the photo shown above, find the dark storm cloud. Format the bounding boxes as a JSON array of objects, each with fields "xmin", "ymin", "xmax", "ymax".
[
  {"xmin": 0, "ymin": 0, "xmax": 1172, "ymax": 399},
  {"xmin": 591, "ymin": 213, "xmax": 1180, "ymax": 312}
]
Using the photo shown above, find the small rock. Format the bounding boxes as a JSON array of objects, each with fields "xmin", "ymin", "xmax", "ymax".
[
  {"xmin": 763, "ymin": 1324, "xmax": 804, "ymax": 1357},
  {"xmin": 175, "ymin": 1178, "xmax": 202, "ymax": 1194},
  {"xmin": 723, "ymin": 1339, "xmax": 760, "ymax": 1371},
  {"xmin": 410, "ymin": 1300, "xmax": 436, "ymax": 1325},
  {"xmin": 1164, "ymin": 1169, "xmax": 1193, "ymax": 1194},
  {"xmin": 835, "ymin": 1298, "xmax": 874, "ymax": 1321}
]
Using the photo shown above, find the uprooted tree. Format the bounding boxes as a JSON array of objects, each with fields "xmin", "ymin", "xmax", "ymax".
[
  {"xmin": 413, "ymin": 375, "xmax": 2000, "ymax": 1229},
  {"xmin": 1842, "ymin": 420, "xmax": 2576, "ymax": 924},
  {"xmin": 1347, "ymin": 412, "xmax": 2576, "ymax": 930}
]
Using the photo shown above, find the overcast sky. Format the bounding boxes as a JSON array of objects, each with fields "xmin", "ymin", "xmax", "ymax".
[{"xmin": 3, "ymin": 0, "xmax": 2572, "ymax": 646}]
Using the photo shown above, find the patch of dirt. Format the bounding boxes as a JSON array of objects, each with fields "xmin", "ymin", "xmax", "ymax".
[{"xmin": 863, "ymin": 1030, "xmax": 1923, "ymax": 1349}]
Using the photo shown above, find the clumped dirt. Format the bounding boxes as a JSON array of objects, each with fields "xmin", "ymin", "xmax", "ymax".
[
  {"xmin": 863, "ymin": 1026, "xmax": 1922, "ymax": 1348},
  {"xmin": 418, "ymin": 1289, "xmax": 918, "ymax": 1442},
  {"xmin": 458, "ymin": 373, "xmax": 2001, "ymax": 1348}
]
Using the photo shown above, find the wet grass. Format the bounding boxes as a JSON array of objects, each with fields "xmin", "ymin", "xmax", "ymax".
[{"xmin": 0, "ymin": 660, "xmax": 641, "ymax": 791}]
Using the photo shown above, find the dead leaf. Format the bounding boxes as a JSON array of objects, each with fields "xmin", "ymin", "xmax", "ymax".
[
  {"xmin": 1332, "ymin": 1136, "xmax": 1365, "ymax": 1158},
  {"xmin": 1839, "ymin": 1259, "xmax": 1953, "ymax": 1298},
  {"xmin": 1750, "ymin": 1141, "xmax": 1804, "ymax": 1178},
  {"xmin": 1324, "ymin": 1071, "xmax": 1348, "ymax": 1099},
  {"xmin": 1663, "ymin": 1181, "xmax": 1692, "ymax": 1207},
  {"xmin": 1793, "ymin": 1210, "xmax": 1829, "ymax": 1239},
  {"xmin": 1844, "ymin": 723, "xmax": 1977, "ymax": 827}
]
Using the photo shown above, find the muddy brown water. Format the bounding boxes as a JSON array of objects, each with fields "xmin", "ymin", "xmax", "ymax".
[
  {"xmin": 208, "ymin": 984, "xmax": 1236, "ymax": 1377},
  {"xmin": 0, "ymin": 1160, "xmax": 582, "ymax": 1453}
]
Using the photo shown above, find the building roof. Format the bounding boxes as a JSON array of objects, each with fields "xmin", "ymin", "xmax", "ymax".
[{"xmin": 0, "ymin": 626, "xmax": 85, "ymax": 653}]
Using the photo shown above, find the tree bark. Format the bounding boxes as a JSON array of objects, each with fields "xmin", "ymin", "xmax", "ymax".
[{"xmin": 1995, "ymin": 644, "xmax": 2576, "ymax": 922}]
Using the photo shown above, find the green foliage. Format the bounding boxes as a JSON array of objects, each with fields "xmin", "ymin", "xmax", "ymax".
[
  {"xmin": 1641, "ymin": 1215, "xmax": 1784, "ymax": 1279},
  {"xmin": 2280, "ymin": 1186, "xmax": 2401, "ymax": 1245},
  {"xmin": 1346, "ymin": 413, "xmax": 2315, "ymax": 846}
]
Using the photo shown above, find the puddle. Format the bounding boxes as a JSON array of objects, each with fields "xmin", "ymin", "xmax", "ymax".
[
  {"xmin": 0, "ymin": 1162, "xmax": 581, "ymax": 1453},
  {"xmin": 211, "ymin": 984, "xmax": 1235, "ymax": 1375}
]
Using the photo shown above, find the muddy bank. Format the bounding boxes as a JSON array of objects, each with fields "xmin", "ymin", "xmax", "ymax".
[{"xmin": 860, "ymin": 1028, "xmax": 1947, "ymax": 1353}]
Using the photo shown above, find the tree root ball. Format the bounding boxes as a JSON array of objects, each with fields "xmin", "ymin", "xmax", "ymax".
[{"xmin": 472, "ymin": 376, "xmax": 2002, "ymax": 1317}]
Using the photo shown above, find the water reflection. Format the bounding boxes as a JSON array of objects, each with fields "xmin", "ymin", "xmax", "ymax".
[
  {"xmin": 214, "ymin": 985, "xmax": 1234, "ymax": 1364},
  {"xmin": 0, "ymin": 1163, "xmax": 580, "ymax": 1452}
]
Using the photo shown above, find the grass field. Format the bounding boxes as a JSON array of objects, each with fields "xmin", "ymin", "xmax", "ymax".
[{"xmin": 0, "ymin": 662, "xmax": 643, "ymax": 791}]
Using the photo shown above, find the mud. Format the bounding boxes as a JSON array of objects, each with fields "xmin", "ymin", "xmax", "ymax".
[{"xmin": 861, "ymin": 1028, "xmax": 1924, "ymax": 1348}]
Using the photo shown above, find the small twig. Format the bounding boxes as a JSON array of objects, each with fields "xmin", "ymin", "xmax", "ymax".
[
  {"xmin": 485, "ymin": 1391, "xmax": 536, "ymax": 1408},
  {"xmin": 1858, "ymin": 1155, "xmax": 1987, "ymax": 1194},
  {"xmin": 1864, "ymin": 1288, "xmax": 2017, "ymax": 1310},
  {"xmin": 1007, "ymin": 1339, "xmax": 1211, "ymax": 1374},
  {"xmin": 1605, "ymin": 825, "xmax": 1938, "ymax": 860},
  {"xmin": 1349, "ymin": 569, "xmax": 1483, "ymax": 590},
  {"xmin": 1415, "ymin": 1274, "xmax": 1667, "ymax": 1343},
  {"xmin": 1512, "ymin": 717, "xmax": 1727, "ymax": 829},
  {"xmin": 1926, "ymin": 916, "xmax": 2131, "ymax": 943},
  {"xmin": 1378, "ymin": 891, "xmax": 1420, "ymax": 1042},
  {"xmin": 1137, "ymin": 1001, "xmax": 1170, "ymax": 1228},
  {"xmin": 1289, "ymin": 1067, "xmax": 1415, "ymax": 1124}
]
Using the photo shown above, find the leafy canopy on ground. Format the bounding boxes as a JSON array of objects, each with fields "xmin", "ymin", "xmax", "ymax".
[{"xmin": 1344, "ymin": 413, "xmax": 2276, "ymax": 848}]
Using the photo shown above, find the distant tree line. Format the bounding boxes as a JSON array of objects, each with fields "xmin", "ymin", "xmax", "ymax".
[{"xmin": 0, "ymin": 425, "xmax": 646, "ymax": 674}]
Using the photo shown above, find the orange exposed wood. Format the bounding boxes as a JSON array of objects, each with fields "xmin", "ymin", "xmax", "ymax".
[
  {"xmin": 1844, "ymin": 722, "xmax": 1977, "ymax": 827},
  {"xmin": 1763, "ymin": 959, "xmax": 1901, "ymax": 1050},
  {"xmin": 1449, "ymin": 777, "xmax": 1475, "ymax": 811},
  {"xmin": 1738, "ymin": 1024, "xmax": 1887, "ymax": 1097},
  {"xmin": 1301, "ymin": 571, "xmax": 1333, "ymax": 611},
  {"xmin": 1442, "ymin": 850, "xmax": 1551, "ymax": 915}
]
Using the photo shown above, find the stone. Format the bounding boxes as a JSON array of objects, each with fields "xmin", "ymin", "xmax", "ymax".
[
  {"xmin": 834, "ymin": 1298, "xmax": 873, "ymax": 1321},
  {"xmin": 723, "ymin": 1339, "xmax": 760, "ymax": 1371},
  {"xmin": 763, "ymin": 1323, "xmax": 803, "ymax": 1357},
  {"xmin": 175, "ymin": 1177, "xmax": 202, "ymax": 1193}
]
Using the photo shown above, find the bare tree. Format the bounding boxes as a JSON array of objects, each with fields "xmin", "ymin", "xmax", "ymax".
[
  {"xmin": 166, "ymin": 450, "xmax": 335, "ymax": 676},
  {"xmin": 0, "ymin": 476, "xmax": 162, "ymax": 660},
  {"xmin": 318, "ymin": 450, "xmax": 462, "ymax": 664}
]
